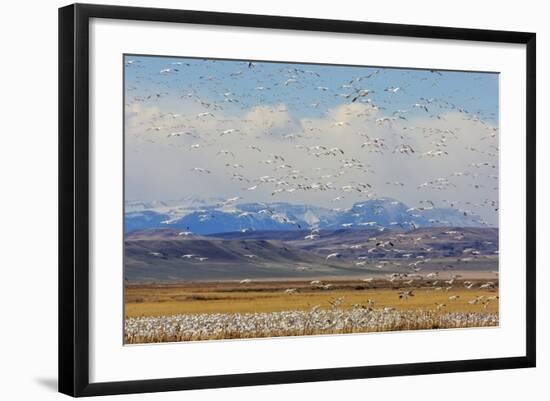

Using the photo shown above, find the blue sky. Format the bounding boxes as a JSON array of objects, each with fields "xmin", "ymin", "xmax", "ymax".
[
  {"xmin": 125, "ymin": 55, "xmax": 498, "ymax": 122},
  {"xmin": 124, "ymin": 55, "xmax": 499, "ymax": 225}
]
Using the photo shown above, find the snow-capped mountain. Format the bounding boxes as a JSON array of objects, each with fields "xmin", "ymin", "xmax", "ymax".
[{"xmin": 124, "ymin": 198, "xmax": 488, "ymax": 234}]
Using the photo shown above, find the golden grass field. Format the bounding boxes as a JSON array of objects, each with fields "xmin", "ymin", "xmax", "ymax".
[{"xmin": 125, "ymin": 277, "xmax": 499, "ymax": 318}]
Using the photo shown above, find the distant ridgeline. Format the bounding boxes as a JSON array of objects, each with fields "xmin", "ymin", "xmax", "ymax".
[{"xmin": 124, "ymin": 198, "xmax": 490, "ymax": 235}]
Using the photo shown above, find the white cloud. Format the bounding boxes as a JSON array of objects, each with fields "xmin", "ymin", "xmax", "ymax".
[{"xmin": 124, "ymin": 99, "xmax": 499, "ymax": 224}]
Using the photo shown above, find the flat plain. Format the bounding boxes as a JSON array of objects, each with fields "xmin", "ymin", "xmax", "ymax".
[
  {"xmin": 125, "ymin": 276, "xmax": 498, "ymax": 317},
  {"xmin": 124, "ymin": 274, "xmax": 499, "ymax": 343}
]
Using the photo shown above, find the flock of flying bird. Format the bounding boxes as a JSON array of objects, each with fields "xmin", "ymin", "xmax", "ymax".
[
  {"xmin": 126, "ymin": 56, "xmax": 499, "ymax": 231},
  {"xmin": 238, "ymin": 250, "xmax": 499, "ymax": 308}
]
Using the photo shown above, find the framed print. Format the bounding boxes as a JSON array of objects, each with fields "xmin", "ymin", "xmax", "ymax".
[{"xmin": 58, "ymin": 3, "xmax": 536, "ymax": 397}]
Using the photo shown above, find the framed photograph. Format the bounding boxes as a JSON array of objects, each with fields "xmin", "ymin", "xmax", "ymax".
[{"xmin": 59, "ymin": 3, "xmax": 536, "ymax": 397}]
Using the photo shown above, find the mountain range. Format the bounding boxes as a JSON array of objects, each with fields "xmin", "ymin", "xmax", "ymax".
[{"xmin": 125, "ymin": 197, "xmax": 488, "ymax": 235}]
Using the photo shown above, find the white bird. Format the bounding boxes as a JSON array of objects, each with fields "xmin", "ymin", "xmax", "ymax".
[
  {"xmin": 326, "ymin": 253, "xmax": 340, "ymax": 261},
  {"xmin": 413, "ymin": 103, "xmax": 429, "ymax": 112},
  {"xmin": 385, "ymin": 86, "xmax": 401, "ymax": 93},
  {"xmin": 398, "ymin": 290, "xmax": 414, "ymax": 299},
  {"xmin": 220, "ymin": 129, "xmax": 237, "ymax": 136},
  {"xmin": 350, "ymin": 88, "xmax": 373, "ymax": 102},
  {"xmin": 329, "ymin": 147, "xmax": 345, "ymax": 155},
  {"xmin": 217, "ymin": 149, "xmax": 234, "ymax": 157},
  {"xmin": 468, "ymin": 296, "xmax": 485, "ymax": 305},
  {"xmin": 167, "ymin": 131, "xmax": 189, "ymax": 137},
  {"xmin": 223, "ymin": 196, "xmax": 241, "ymax": 204},
  {"xmin": 191, "ymin": 167, "xmax": 211, "ymax": 173},
  {"xmin": 159, "ymin": 68, "xmax": 178, "ymax": 74}
]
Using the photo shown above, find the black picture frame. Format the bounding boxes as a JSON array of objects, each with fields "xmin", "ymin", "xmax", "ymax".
[{"xmin": 59, "ymin": 3, "xmax": 536, "ymax": 397}]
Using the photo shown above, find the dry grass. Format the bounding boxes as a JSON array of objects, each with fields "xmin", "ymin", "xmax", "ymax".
[{"xmin": 125, "ymin": 279, "xmax": 499, "ymax": 317}]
